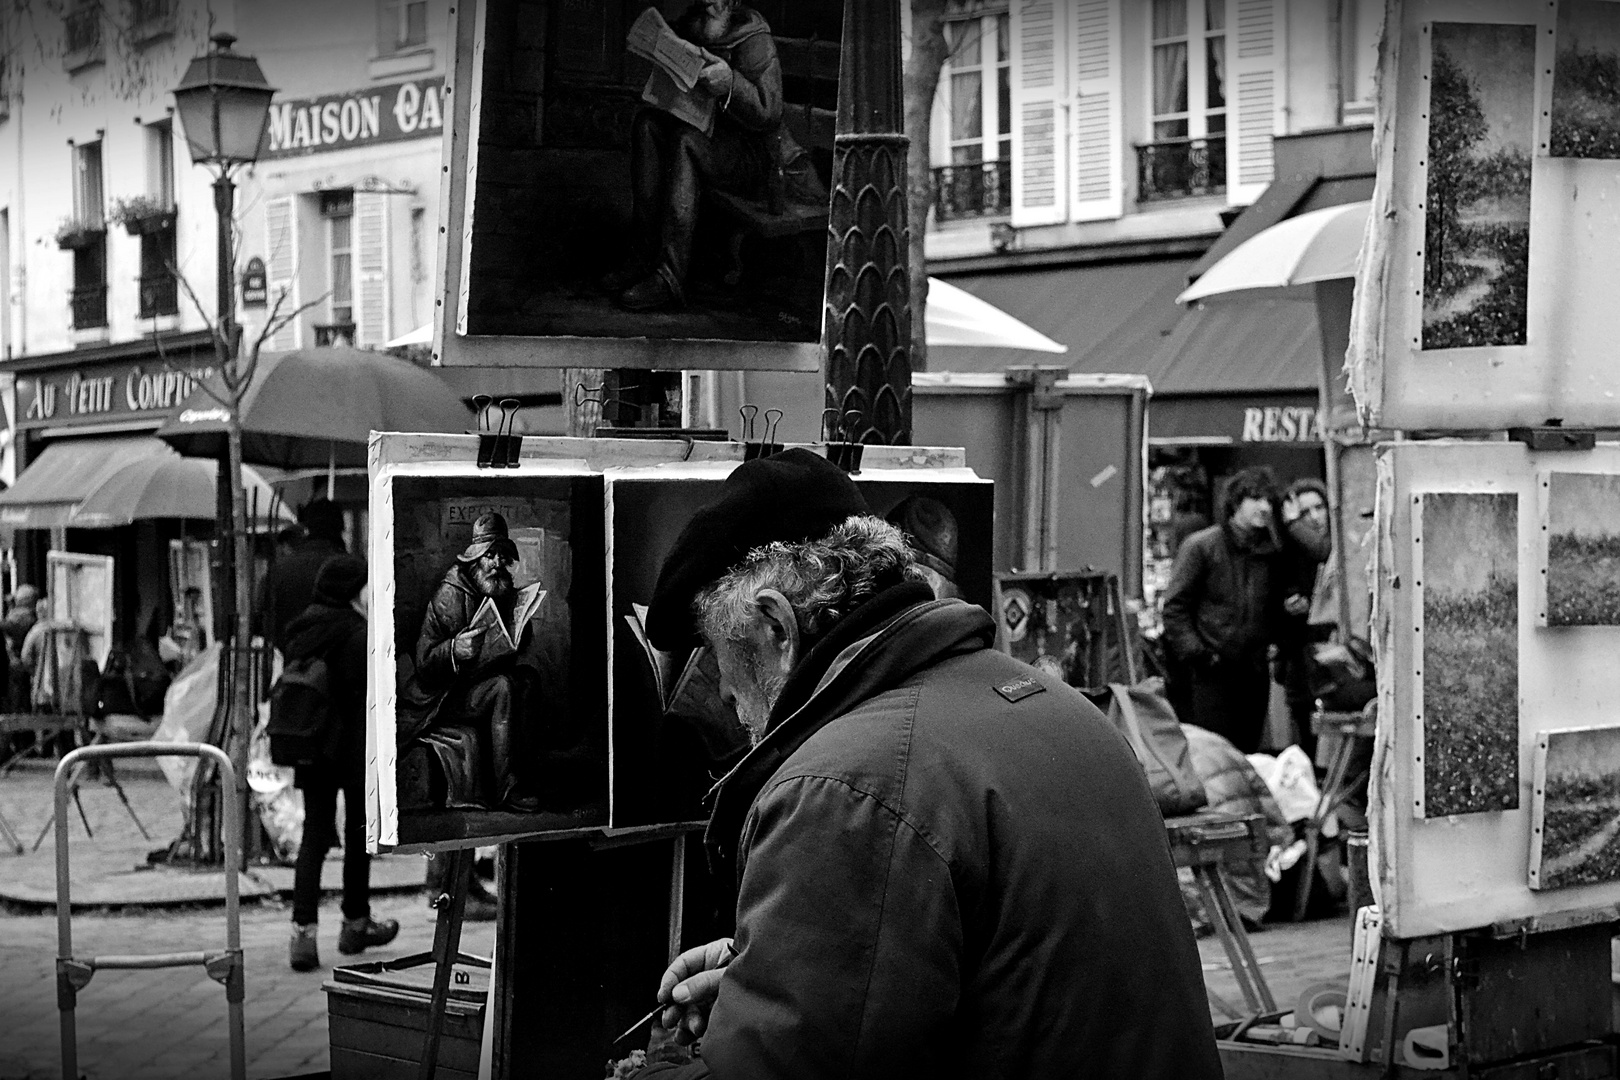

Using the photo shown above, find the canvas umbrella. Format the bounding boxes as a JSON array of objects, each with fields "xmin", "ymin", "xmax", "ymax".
[
  {"xmin": 156, "ymin": 345, "xmax": 471, "ymax": 474},
  {"xmin": 1176, "ymin": 201, "xmax": 1369, "ymax": 305},
  {"xmin": 68, "ymin": 453, "xmax": 292, "ymax": 529},
  {"xmin": 382, "ymin": 277, "xmax": 1069, "ymax": 356}
]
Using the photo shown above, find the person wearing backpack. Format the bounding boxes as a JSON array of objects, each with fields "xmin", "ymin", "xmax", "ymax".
[{"xmin": 280, "ymin": 555, "xmax": 399, "ymax": 972}]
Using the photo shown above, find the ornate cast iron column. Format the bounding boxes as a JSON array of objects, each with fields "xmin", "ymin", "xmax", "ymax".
[{"xmin": 823, "ymin": 0, "xmax": 912, "ymax": 445}]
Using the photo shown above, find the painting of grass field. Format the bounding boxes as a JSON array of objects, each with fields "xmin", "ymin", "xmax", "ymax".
[
  {"xmin": 1533, "ymin": 726, "xmax": 1620, "ymax": 890},
  {"xmin": 1551, "ymin": 1, "xmax": 1620, "ymax": 159},
  {"xmin": 1546, "ymin": 473, "xmax": 1620, "ymax": 626},
  {"xmin": 1421, "ymin": 492, "xmax": 1520, "ymax": 816},
  {"xmin": 1422, "ymin": 24, "xmax": 1536, "ymax": 350}
]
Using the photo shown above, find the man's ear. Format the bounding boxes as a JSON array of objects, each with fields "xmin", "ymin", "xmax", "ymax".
[{"xmin": 752, "ymin": 588, "xmax": 800, "ymax": 671}]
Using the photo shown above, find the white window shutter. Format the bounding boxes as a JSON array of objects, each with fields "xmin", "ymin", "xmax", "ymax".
[
  {"xmin": 1010, "ymin": 0, "xmax": 1068, "ymax": 228},
  {"xmin": 1227, "ymin": 0, "xmax": 1287, "ymax": 205},
  {"xmin": 355, "ymin": 192, "xmax": 391, "ymax": 348},
  {"xmin": 1069, "ymin": 0, "xmax": 1122, "ymax": 222},
  {"xmin": 264, "ymin": 195, "xmax": 300, "ymax": 351}
]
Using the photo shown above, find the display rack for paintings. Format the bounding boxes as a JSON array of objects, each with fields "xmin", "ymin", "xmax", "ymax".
[
  {"xmin": 366, "ymin": 432, "xmax": 987, "ymax": 854},
  {"xmin": 1349, "ymin": 0, "xmax": 1620, "ymax": 432}
]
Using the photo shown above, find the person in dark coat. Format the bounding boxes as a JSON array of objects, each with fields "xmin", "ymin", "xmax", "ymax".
[
  {"xmin": 396, "ymin": 512, "xmax": 543, "ymax": 812},
  {"xmin": 263, "ymin": 500, "xmax": 346, "ymax": 653},
  {"xmin": 1276, "ymin": 478, "xmax": 1333, "ymax": 757},
  {"xmin": 631, "ymin": 449, "xmax": 1220, "ymax": 1080},
  {"xmin": 1161, "ymin": 465, "xmax": 1284, "ymax": 754},
  {"xmin": 286, "ymin": 556, "xmax": 399, "ymax": 972}
]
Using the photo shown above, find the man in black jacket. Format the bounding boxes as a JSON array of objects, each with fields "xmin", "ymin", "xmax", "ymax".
[
  {"xmin": 632, "ymin": 450, "xmax": 1220, "ymax": 1079},
  {"xmin": 1161, "ymin": 466, "xmax": 1284, "ymax": 754},
  {"xmin": 264, "ymin": 499, "xmax": 346, "ymax": 653},
  {"xmin": 286, "ymin": 556, "xmax": 399, "ymax": 972}
]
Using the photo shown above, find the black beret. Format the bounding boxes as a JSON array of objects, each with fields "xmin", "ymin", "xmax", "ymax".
[{"xmin": 646, "ymin": 448, "xmax": 868, "ymax": 651}]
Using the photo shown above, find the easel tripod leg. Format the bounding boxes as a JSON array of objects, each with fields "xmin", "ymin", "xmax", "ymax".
[{"xmin": 417, "ymin": 846, "xmax": 472, "ymax": 1080}]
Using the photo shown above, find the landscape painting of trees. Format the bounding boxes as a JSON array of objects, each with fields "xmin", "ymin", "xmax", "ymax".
[
  {"xmin": 1531, "ymin": 726, "xmax": 1620, "ymax": 891},
  {"xmin": 1420, "ymin": 492, "xmax": 1520, "ymax": 817},
  {"xmin": 1422, "ymin": 24, "xmax": 1536, "ymax": 351},
  {"xmin": 1545, "ymin": 472, "xmax": 1620, "ymax": 626},
  {"xmin": 1552, "ymin": 1, "xmax": 1620, "ymax": 158}
]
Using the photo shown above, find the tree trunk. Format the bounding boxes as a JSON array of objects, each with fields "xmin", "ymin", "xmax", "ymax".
[
  {"xmin": 905, "ymin": 0, "xmax": 951, "ymax": 373},
  {"xmin": 226, "ymin": 417, "xmax": 254, "ymax": 871}
]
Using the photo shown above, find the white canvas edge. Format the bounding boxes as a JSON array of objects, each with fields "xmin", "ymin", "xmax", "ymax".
[
  {"xmin": 454, "ymin": 0, "xmax": 488, "ymax": 337},
  {"xmin": 1528, "ymin": 730, "xmax": 1550, "ymax": 889},
  {"xmin": 366, "ymin": 448, "xmax": 607, "ymax": 852}
]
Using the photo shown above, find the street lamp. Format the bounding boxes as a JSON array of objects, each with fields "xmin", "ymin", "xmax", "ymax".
[{"xmin": 171, "ymin": 33, "xmax": 275, "ymax": 867}]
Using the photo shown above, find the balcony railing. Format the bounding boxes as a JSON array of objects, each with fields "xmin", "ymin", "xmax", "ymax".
[
  {"xmin": 932, "ymin": 160, "xmax": 1012, "ymax": 223},
  {"xmin": 71, "ymin": 284, "xmax": 108, "ymax": 330},
  {"xmin": 129, "ymin": 0, "xmax": 176, "ymax": 43},
  {"xmin": 1136, "ymin": 137, "xmax": 1226, "ymax": 202},
  {"xmin": 315, "ymin": 323, "xmax": 356, "ymax": 348},
  {"xmin": 138, "ymin": 273, "xmax": 178, "ymax": 319}
]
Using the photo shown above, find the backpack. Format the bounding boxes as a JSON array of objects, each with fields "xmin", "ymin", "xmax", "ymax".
[
  {"xmin": 1084, "ymin": 677, "xmax": 1209, "ymax": 817},
  {"xmin": 267, "ymin": 653, "xmax": 338, "ymax": 768}
]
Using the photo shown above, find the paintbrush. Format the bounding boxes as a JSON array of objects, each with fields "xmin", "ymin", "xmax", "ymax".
[{"xmin": 611, "ymin": 940, "xmax": 739, "ymax": 1047}]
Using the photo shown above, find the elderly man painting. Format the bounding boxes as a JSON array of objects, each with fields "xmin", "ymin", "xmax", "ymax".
[
  {"xmin": 604, "ymin": 0, "xmax": 821, "ymax": 312},
  {"xmin": 399, "ymin": 513, "xmax": 542, "ymax": 813},
  {"xmin": 630, "ymin": 450, "xmax": 1220, "ymax": 1079}
]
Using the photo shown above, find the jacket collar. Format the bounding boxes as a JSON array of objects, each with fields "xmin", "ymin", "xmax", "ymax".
[{"xmin": 703, "ymin": 584, "xmax": 995, "ymax": 879}]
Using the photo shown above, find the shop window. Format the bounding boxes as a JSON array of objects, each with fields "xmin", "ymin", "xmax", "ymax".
[
  {"xmin": 379, "ymin": 0, "xmax": 428, "ymax": 54},
  {"xmin": 933, "ymin": 4, "xmax": 1012, "ymax": 222},
  {"xmin": 1139, "ymin": 0, "xmax": 1227, "ymax": 200},
  {"xmin": 318, "ymin": 190, "xmax": 357, "ymax": 347}
]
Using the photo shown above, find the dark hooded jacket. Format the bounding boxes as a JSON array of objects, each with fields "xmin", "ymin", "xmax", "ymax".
[
  {"xmin": 282, "ymin": 598, "xmax": 366, "ymax": 789},
  {"xmin": 640, "ymin": 583, "xmax": 1220, "ymax": 1080}
]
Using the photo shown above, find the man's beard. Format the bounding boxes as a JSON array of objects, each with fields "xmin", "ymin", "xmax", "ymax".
[
  {"xmin": 694, "ymin": 2, "xmax": 732, "ymax": 43},
  {"xmin": 475, "ymin": 562, "xmax": 513, "ymax": 599},
  {"xmin": 734, "ymin": 649, "xmax": 789, "ymax": 747}
]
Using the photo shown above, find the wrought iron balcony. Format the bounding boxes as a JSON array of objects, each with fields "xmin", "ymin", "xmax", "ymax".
[
  {"xmin": 129, "ymin": 0, "xmax": 176, "ymax": 43},
  {"xmin": 314, "ymin": 322, "xmax": 356, "ymax": 348},
  {"xmin": 138, "ymin": 273, "xmax": 178, "ymax": 319},
  {"xmin": 71, "ymin": 284, "xmax": 108, "ymax": 330},
  {"xmin": 932, "ymin": 160, "xmax": 1012, "ymax": 223},
  {"xmin": 63, "ymin": 7, "xmax": 103, "ymax": 66},
  {"xmin": 1136, "ymin": 136, "xmax": 1226, "ymax": 202}
]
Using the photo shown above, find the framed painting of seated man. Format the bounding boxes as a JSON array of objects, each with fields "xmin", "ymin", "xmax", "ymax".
[
  {"xmin": 442, "ymin": 0, "xmax": 844, "ymax": 370},
  {"xmin": 368, "ymin": 463, "xmax": 607, "ymax": 850}
]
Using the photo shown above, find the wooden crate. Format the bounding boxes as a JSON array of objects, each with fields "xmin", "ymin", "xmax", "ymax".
[{"xmin": 324, "ymin": 959, "xmax": 486, "ymax": 1079}]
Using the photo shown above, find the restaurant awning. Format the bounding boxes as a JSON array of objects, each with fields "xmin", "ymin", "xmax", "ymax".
[{"xmin": 0, "ymin": 436, "xmax": 173, "ymax": 529}]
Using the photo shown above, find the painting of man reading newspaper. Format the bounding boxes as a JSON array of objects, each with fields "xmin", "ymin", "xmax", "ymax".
[{"xmin": 462, "ymin": 0, "xmax": 842, "ymax": 343}]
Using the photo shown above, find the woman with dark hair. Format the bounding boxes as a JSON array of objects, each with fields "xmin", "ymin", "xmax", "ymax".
[{"xmin": 1160, "ymin": 466, "xmax": 1284, "ymax": 753}]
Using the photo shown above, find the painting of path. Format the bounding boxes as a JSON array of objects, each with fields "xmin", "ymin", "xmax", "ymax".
[
  {"xmin": 1420, "ymin": 492, "xmax": 1519, "ymax": 816},
  {"xmin": 1421, "ymin": 23, "xmax": 1536, "ymax": 350},
  {"xmin": 1551, "ymin": 1, "xmax": 1620, "ymax": 159},
  {"xmin": 1546, "ymin": 472, "xmax": 1620, "ymax": 626},
  {"xmin": 1532, "ymin": 726, "xmax": 1620, "ymax": 890}
]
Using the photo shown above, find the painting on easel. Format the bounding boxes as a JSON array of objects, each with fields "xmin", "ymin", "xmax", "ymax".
[
  {"xmin": 1542, "ymin": 472, "xmax": 1620, "ymax": 626},
  {"xmin": 1530, "ymin": 725, "xmax": 1620, "ymax": 890},
  {"xmin": 1416, "ymin": 491, "xmax": 1520, "ymax": 817},
  {"xmin": 1551, "ymin": 1, "xmax": 1620, "ymax": 159}
]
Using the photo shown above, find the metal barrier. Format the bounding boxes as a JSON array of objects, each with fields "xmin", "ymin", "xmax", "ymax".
[{"xmin": 55, "ymin": 742, "xmax": 245, "ymax": 1080}]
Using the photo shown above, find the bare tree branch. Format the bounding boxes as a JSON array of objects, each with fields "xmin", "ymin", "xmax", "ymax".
[{"xmin": 148, "ymin": 313, "xmax": 233, "ymax": 412}]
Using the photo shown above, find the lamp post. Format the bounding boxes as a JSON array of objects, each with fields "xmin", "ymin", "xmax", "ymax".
[{"xmin": 172, "ymin": 32, "xmax": 276, "ymax": 867}]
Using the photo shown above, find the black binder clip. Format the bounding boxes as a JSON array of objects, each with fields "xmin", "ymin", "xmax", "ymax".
[
  {"xmin": 822, "ymin": 408, "xmax": 865, "ymax": 474},
  {"xmin": 477, "ymin": 396, "xmax": 522, "ymax": 468},
  {"xmin": 743, "ymin": 407, "xmax": 784, "ymax": 461}
]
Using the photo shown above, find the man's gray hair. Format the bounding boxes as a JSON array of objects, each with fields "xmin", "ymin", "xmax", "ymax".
[{"xmin": 694, "ymin": 515, "xmax": 921, "ymax": 645}]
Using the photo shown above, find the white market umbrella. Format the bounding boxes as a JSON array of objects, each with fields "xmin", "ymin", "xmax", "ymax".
[
  {"xmin": 69, "ymin": 454, "xmax": 292, "ymax": 529},
  {"xmin": 385, "ymin": 324, "xmax": 433, "ymax": 348},
  {"xmin": 925, "ymin": 277, "xmax": 1068, "ymax": 353},
  {"xmin": 1177, "ymin": 201, "xmax": 1369, "ymax": 305},
  {"xmin": 383, "ymin": 277, "xmax": 1069, "ymax": 356}
]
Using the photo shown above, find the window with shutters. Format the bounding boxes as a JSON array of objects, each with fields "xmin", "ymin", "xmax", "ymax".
[
  {"xmin": 68, "ymin": 141, "xmax": 108, "ymax": 330},
  {"xmin": 1138, "ymin": 0, "xmax": 1227, "ymax": 200},
  {"xmin": 318, "ymin": 191, "xmax": 357, "ymax": 347},
  {"xmin": 379, "ymin": 0, "xmax": 428, "ymax": 54},
  {"xmin": 1340, "ymin": 0, "xmax": 1381, "ymax": 125},
  {"xmin": 138, "ymin": 121, "xmax": 179, "ymax": 318},
  {"xmin": 935, "ymin": 5, "xmax": 1013, "ymax": 221}
]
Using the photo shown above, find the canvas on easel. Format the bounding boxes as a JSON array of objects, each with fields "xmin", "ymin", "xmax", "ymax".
[
  {"xmin": 46, "ymin": 551, "xmax": 114, "ymax": 670},
  {"xmin": 1529, "ymin": 725, "xmax": 1620, "ymax": 891},
  {"xmin": 1537, "ymin": 472, "xmax": 1620, "ymax": 627}
]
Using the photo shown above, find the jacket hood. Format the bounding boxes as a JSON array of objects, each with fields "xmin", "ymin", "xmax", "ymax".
[
  {"xmin": 705, "ymin": 584, "xmax": 995, "ymax": 877},
  {"xmin": 682, "ymin": 3, "xmax": 771, "ymax": 49},
  {"xmin": 284, "ymin": 602, "xmax": 364, "ymax": 664}
]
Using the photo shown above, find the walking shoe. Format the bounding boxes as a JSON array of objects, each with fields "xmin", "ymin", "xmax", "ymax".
[
  {"xmin": 338, "ymin": 916, "xmax": 401, "ymax": 956},
  {"xmin": 289, "ymin": 923, "xmax": 320, "ymax": 972}
]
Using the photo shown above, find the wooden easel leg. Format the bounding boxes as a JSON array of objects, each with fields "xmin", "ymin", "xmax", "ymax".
[{"xmin": 418, "ymin": 846, "xmax": 473, "ymax": 1080}]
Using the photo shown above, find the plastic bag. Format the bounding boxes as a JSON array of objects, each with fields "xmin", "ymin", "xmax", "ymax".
[
  {"xmin": 248, "ymin": 650, "xmax": 302, "ymax": 857},
  {"xmin": 151, "ymin": 643, "xmax": 221, "ymax": 800},
  {"xmin": 1248, "ymin": 745, "xmax": 1321, "ymax": 824},
  {"xmin": 1093, "ymin": 677, "xmax": 1208, "ymax": 817}
]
